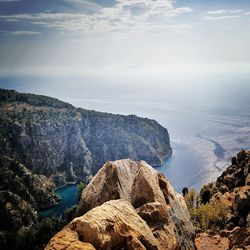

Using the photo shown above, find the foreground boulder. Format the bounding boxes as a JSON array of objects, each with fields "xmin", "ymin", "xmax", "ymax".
[
  {"xmin": 46, "ymin": 200, "xmax": 158, "ymax": 250},
  {"xmin": 46, "ymin": 159, "xmax": 195, "ymax": 249}
]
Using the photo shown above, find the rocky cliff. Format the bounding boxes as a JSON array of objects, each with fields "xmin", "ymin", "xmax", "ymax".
[
  {"xmin": 193, "ymin": 150, "xmax": 250, "ymax": 250},
  {"xmin": 46, "ymin": 159, "xmax": 196, "ymax": 250},
  {"xmin": 0, "ymin": 155, "xmax": 59, "ymax": 231},
  {"xmin": 0, "ymin": 88, "xmax": 172, "ymax": 187}
]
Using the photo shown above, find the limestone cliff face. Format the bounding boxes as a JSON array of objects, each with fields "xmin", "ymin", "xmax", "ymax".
[
  {"xmin": 0, "ymin": 88, "xmax": 172, "ymax": 186},
  {"xmin": 46, "ymin": 160, "xmax": 195, "ymax": 250}
]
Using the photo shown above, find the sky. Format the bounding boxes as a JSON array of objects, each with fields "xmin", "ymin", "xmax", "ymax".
[{"xmin": 0, "ymin": 0, "xmax": 250, "ymax": 78}]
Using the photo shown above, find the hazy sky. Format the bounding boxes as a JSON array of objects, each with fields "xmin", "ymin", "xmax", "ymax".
[{"xmin": 0, "ymin": 0, "xmax": 250, "ymax": 78}]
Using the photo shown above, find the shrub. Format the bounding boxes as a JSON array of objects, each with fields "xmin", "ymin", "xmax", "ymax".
[
  {"xmin": 191, "ymin": 199, "xmax": 229, "ymax": 230},
  {"xmin": 77, "ymin": 182, "xmax": 86, "ymax": 201},
  {"xmin": 199, "ymin": 184, "xmax": 214, "ymax": 204},
  {"xmin": 184, "ymin": 189, "xmax": 230, "ymax": 231},
  {"xmin": 64, "ymin": 205, "xmax": 78, "ymax": 223},
  {"xmin": 184, "ymin": 189, "xmax": 197, "ymax": 210},
  {"xmin": 15, "ymin": 217, "xmax": 65, "ymax": 250}
]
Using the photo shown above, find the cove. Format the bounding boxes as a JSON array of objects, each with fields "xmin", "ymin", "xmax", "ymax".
[{"xmin": 39, "ymin": 184, "xmax": 78, "ymax": 219}]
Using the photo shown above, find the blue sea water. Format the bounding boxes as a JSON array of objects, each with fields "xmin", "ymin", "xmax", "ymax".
[{"xmin": 38, "ymin": 185, "xmax": 78, "ymax": 219}]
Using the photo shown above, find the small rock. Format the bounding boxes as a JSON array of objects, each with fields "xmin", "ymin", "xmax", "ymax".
[
  {"xmin": 237, "ymin": 150, "xmax": 247, "ymax": 164},
  {"xmin": 245, "ymin": 173, "xmax": 250, "ymax": 186},
  {"xmin": 213, "ymin": 235, "xmax": 220, "ymax": 244},
  {"xmin": 225, "ymin": 222, "xmax": 236, "ymax": 231},
  {"xmin": 246, "ymin": 213, "xmax": 250, "ymax": 227},
  {"xmin": 232, "ymin": 157, "xmax": 238, "ymax": 166},
  {"xmin": 195, "ymin": 227, "xmax": 202, "ymax": 234},
  {"xmin": 220, "ymin": 229, "xmax": 231, "ymax": 237},
  {"xmin": 219, "ymin": 184, "xmax": 229, "ymax": 194},
  {"xmin": 228, "ymin": 227, "xmax": 250, "ymax": 249}
]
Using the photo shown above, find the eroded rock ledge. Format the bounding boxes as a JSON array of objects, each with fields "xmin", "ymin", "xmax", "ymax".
[{"xmin": 45, "ymin": 159, "xmax": 195, "ymax": 250}]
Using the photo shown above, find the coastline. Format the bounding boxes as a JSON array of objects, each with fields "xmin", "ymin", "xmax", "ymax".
[
  {"xmin": 55, "ymin": 182, "xmax": 77, "ymax": 192},
  {"xmin": 38, "ymin": 184, "xmax": 78, "ymax": 218}
]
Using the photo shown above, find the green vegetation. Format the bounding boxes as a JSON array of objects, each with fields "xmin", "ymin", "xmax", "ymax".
[
  {"xmin": 184, "ymin": 189, "xmax": 229, "ymax": 231},
  {"xmin": 0, "ymin": 155, "xmax": 60, "ymax": 238},
  {"xmin": 77, "ymin": 182, "xmax": 86, "ymax": 201},
  {"xmin": 1, "ymin": 217, "xmax": 66, "ymax": 250},
  {"xmin": 0, "ymin": 155, "xmax": 59, "ymax": 210},
  {"xmin": 64, "ymin": 204, "xmax": 78, "ymax": 222},
  {"xmin": 0, "ymin": 88, "xmax": 73, "ymax": 109},
  {"xmin": 184, "ymin": 189, "xmax": 197, "ymax": 210},
  {"xmin": 191, "ymin": 199, "xmax": 229, "ymax": 230}
]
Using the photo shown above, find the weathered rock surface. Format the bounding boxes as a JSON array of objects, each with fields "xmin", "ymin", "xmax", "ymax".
[
  {"xmin": 195, "ymin": 232, "xmax": 229, "ymax": 250},
  {"xmin": 228, "ymin": 227, "xmax": 250, "ymax": 249},
  {"xmin": 0, "ymin": 88, "xmax": 172, "ymax": 187},
  {"xmin": 45, "ymin": 227, "xmax": 96, "ymax": 250},
  {"xmin": 216, "ymin": 150, "xmax": 250, "ymax": 194},
  {"xmin": 47, "ymin": 159, "xmax": 195, "ymax": 250},
  {"xmin": 47, "ymin": 200, "xmax": 159, "ymax": 250},
  {"xmin": 201, "ymin": 150, "xmax": 250, "ymax": 229},
  {"xmin": 195, "ymin": 150, "xmax": 250, "ymax": 250}
]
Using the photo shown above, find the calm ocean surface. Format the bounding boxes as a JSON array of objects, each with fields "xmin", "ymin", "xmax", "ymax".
[{"xmin": 38, "ymin": 185, "xmax": 78, "ymax": 218}]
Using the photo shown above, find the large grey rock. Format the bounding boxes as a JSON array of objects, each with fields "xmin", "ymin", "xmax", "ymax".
[
  {"xmin": 46, "ymin": 200, "xmax": 158, "ymax": 250},
  {"xmin": 71, "ymin": 159, "xmax": 195, "ymax": 249}
]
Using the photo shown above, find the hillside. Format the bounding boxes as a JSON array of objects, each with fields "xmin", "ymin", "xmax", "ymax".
[
  {"xmin": 0, "ymin": 88, "xmax": 172, "ymax": 243},
  {"xmin": 0, "ymin": 155, "xmax": 59, "ymax": 231},
  {"xmin": 0, "ymin": 88, "xmax": 172, "ymax": 187},
  {"xmin": 185, "ymin": 150, "xmax": 250, "ymax": 250}
]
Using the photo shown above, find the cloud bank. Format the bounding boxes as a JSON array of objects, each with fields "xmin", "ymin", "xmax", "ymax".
[{"xmin": 0, "ymin": 0, "xmax": 192, "ymax": 35}]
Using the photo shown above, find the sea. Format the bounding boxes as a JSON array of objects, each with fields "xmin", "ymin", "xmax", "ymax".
[
  {"xmin": 1, "ymin": 72, "xmax": 250, "ymax": 208},
  {"xmin": 38, "ymin": 185, "xmax": 78, "ymax": 219}
]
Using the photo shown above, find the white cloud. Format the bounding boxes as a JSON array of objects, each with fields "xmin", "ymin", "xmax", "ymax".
[
  {"xmin": 0, "ymin": 0, "xmax": 192, "ymax": 35},
  {"xmin": 11, "ymin": 31, "xmax": 42, "ymax": 36},
  {"xmin": 202, "ymin": 9, "xmax": 243, "ymax": 21},
  {"xmin": 245, "ymin": 12, "xmax": 250, "ymax": 15},
  {"xmin": 207, "ymin": 9, "xmax": 242, "ymax": 15},
  {"xmin": 63, "ymin": 0, "xmax": 102, "ymax": 12},
  {"xmin": 4, "ymin": 18, "xmax": 19, "ymax": 22},
  {"xmin": 202, "ymin": 15, "xmax": 241, "ymax": 21}
]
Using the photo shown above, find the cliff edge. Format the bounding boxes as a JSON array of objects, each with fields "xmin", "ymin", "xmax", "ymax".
[{"xmin": 0, "ymin": 88, "xmax": 172, "ymax": 187}]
